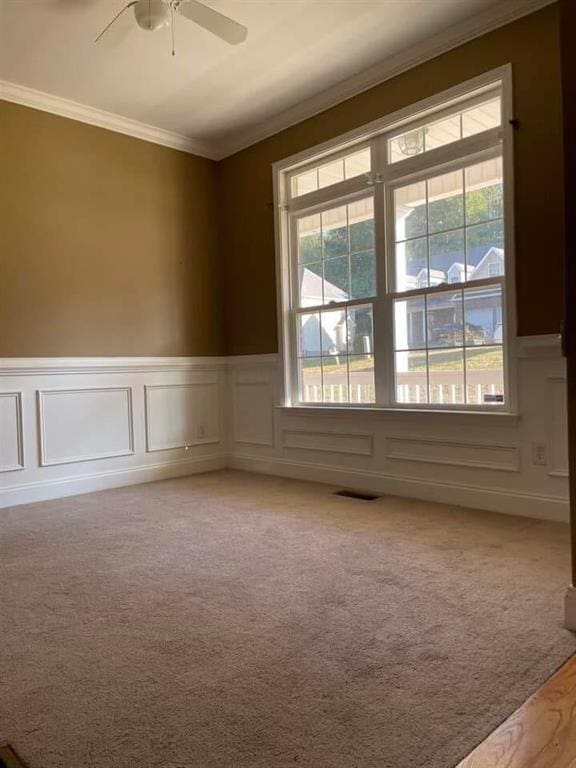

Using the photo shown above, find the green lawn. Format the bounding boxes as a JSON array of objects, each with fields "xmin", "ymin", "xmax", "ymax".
[{"xmin": 301, "ymin": 346, "xmax": 501, "ymax": 374}]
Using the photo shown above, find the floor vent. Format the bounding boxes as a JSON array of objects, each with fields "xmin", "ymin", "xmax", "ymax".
[
  {"xmin": 0, "ymin": 744, "xmax": 29, "ymax": 768},
  {"xmin": 334, "ymin": 489, "xmax": 380, "ymax": 501}
]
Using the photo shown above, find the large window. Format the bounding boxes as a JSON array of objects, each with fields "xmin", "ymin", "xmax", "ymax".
[{"xmin": 276, "ymin": 72, "xmax": 513, "ymax": 411}]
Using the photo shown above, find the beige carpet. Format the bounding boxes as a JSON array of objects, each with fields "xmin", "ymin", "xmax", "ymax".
[{"xmin": 1, "ymin": 470, "xmax": 575, "ymax": 768}]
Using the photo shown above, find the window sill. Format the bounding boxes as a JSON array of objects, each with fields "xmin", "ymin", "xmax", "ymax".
[{"xmin": 276, "ymin": 404, "xmax": 520, "ymax": 425}]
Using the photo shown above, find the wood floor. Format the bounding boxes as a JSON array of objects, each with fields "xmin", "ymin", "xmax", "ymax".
[{"xmin": 457, "ymin": 655, "xmax": 576, "ymax": 768}]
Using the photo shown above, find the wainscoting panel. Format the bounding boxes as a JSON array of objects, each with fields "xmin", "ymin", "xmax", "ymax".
[
  {"xmin": 385, "ymin": 436, "xmax": 519, "ymax": 472},
  {"xmin": 233, "ymin": 382, "xmax": 275, "ymax": 447},
  {"xmin": 145, "ymin": 383, "xmax": 220, "ymax": 452},
  {"xmin": 0, "ymin": 342, "xmax": 570, "ymax": 522},
  {"xmin": 229, "ymin": 338, "xmax": 570, "ymax": 522},
  {"xmin": 548, "ymin": 377, "xmax": 569, "ymax": 478},
  {"xmin": 282, "ymin": 429, "xmax": 373, "ymax": 456},
  {"xmin": 0, "ymin": 392, "xmax": 24, "ymax": 472},
  {"xmin": 38, "ymin": 387, "xmax": 134, "ymax": 466},
  {"xmin": 0, "ymin": 358, "xmax": 227, "ymax": 508}
]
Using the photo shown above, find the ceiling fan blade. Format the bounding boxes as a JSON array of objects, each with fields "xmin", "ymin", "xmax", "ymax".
[
  {"xmin": 177, "ymin": 0, "xmax": 247, "ymax": 45},
  {"xmin": 95, "ymin": 1, "xmax": 137, "ymax": 45}
]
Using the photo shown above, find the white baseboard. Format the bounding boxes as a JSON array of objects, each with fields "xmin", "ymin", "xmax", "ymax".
[
  {"xmin": 229, "ymin": 453, "xmax": 569, "ymax": 523},
  {"xmin": 0, "ymin": 454, "xmax": 226, "ymax": 509},
  {"xmin": 566, "ymin": 586, "xmax": 576, "ymax": 631}
]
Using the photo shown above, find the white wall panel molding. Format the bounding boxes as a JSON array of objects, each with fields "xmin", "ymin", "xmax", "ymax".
[
  {"xmin": 547, "ymin": 377, "xmax": 569, "ymax": 478},
  {"xmin": 38, "ymin": 387, "xmax": 135, "ymax": 466},
  {"xmin": 230, "ymin": 453, "xmax": 568, "ymax": 523},
  {"xmin": 0, "ymin": 392, "xmax": 24, "ymax": 473},
  {"xmin": 385, "ymin": 436, "xmax": 520, "ymax": 472},
  {"xmin": 0, "ymin": 356, "xmax": 226, "ymax": 376},
  {"xmin": 565, "ymin": 586, "xmax": 576, "ymax": 631},
  {"xmin": 0, "ymin": 454, "xmax": 225, "ymax": 509},
  {"xmin": 232, "ymin": 381, "xmax": 275, "ymax": 447},
  {"xmin": 515, "ymin": 334, "xmax": 562, "ymax": 358},
  {"xmin": 0, "ymin": 345, "xmax": 569, "ymax": 521},
  {"xmin": 227, "ymin": 344, "xmax": 569, "ymax": 522},
  {"xmin": 145, "ymin": 383, "xmax": 220, "ymax": 452},
  {"xmin": 282, "ymin": 429, "xmax": 373, "ymax": 457},
  {"xmin": 0, "ymin": 357, "xmax": 226, "ymax": 508}
]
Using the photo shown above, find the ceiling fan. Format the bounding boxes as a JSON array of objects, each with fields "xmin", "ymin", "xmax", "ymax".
[{"xmin": 95, "ymin": 0, "xmax": 247, "ymax": 53}]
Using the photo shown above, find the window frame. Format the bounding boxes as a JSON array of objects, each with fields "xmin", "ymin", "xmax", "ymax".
[{"xmin": 273, "ymin": 66, "xmax": 517, "ymax": 413}]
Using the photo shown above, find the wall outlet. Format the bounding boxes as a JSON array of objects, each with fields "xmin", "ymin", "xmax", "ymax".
[{"xmin": 532, "ymin": 442, "xmax": 547, "ymax": 466}]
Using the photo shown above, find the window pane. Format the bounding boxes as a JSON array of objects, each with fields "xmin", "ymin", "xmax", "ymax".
[
  {"xmin": 298, "ymin": 313, "xmax": 321, "ymax": 357},
  {"xmin": 395, "ymin": 351, "xmax": 428, "ymax": 403},
  {"xmin": 347, "ymin": 305, "xmax": 374, "ymax": 355},
  {"xmin": 322, "ymin": 358, "xmax": 349, "ymax": 403},
  {"xmin": 322, "ymin": 206, "xmax": 348, "ymax": 258},
  {"xmin": 298, "ymin": 199, "xmax": 375, "ymax": 306},
  {"xmin": 299, "ymin": 357, "xmax": 323, "ymax": 402},
  {"xmin": 464, "ymin": 285, "xmax": 503, "ymax": 346},
  {"xmin": 319, "ymin": 159, "xmax": 344, "ymax": 189},
  {"xmin": 349, "ymin": 198, "xmax": 374, "ymax": 253},
  {"xmin": 388, "ymin": 95, "xmax": 501, "ymax": 164},
  {"xmin": 292, "ymin": 169, "xmax": 318, "ymax": 197},
  {"xmin": 428, "ymin": 170, "xmax": 464, "ymax": 234},
  {"xmin": 395, "ymin": 181, "xmax": 427, "ymax": 240},
  {"xmin": 462, "ymin": 98, "xmax": 501, "ymax": 138},
  {"xmin": 394, "ymin": 296, "xmax": 426, "ymax": 350},
  {"xmin": 429, "ymin": 229, "xmax": 465, "ymax": 283},
  {"xmin": 351, "ymin": 251, "xmax": 376, "ymax": 299},
  {"xmin": 389, "ymin": 127, "xmax": 426, "ymax": 163},
  {"xmin": 349, "ymin": 355, "xmax": 375, "ymax": 403},
  {"xmin": 466, "ymin": 221, "xmax": 504, "ymax": 279},
  {"xmin": 324, "ymin": 257, "xmax": 349, "ymax": 298},
  {"xmin": 344, "ymin": 148, "xmax": 371, "ymax": 179},
  {"xmin": 466, "ymin": 346, "xmax": 504, "ymax": 404},
  {"xmin": 465, "ymin": 158, "xmax": 503, "ymax": 225},
  {"xmin": 299, "ymin": 263, "xmax": 325, "ymax": 306},
  {"xmin": 297, "ymin": 214, "xmax": 322, "ymax": 264},
  {"xmin": 425, "ymin": 115, "xmax": 461, "ymax": 151},
  {"xmin": 427, "ymin": 291, "xmax": 463, "ymax": 348},
  {"xmin": 291, "ymin": 148, "xmax": 371, "ymax": 198},
  {"xmin": 428, "ymin": 348, "xmax": 465, "ymax": 405},
  {"xmin": 396, "ymin": 237, "xmax": 428, "ymax": 291},
  {"xmin": 321, "ymin": 309, "xmax": 347, "ymax": 355}
]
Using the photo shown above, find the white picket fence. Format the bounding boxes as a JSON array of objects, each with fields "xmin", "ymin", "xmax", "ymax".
[{"xmin": 304, "ymin": 382, "xmax": 500, "ymax": 405}]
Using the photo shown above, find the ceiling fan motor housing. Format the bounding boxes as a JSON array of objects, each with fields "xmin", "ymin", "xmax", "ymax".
[{"xmin": 134, "ymin": 0, "xmax": 171, "ymax": 31}]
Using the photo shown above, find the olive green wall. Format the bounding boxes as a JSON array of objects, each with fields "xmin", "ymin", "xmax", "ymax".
[
  {"xmin": 0, "ymin": 101, "xmax": 223, "ymax": 357},
  {"xmin": 219, "ymin": 3, "xmax": 564, "ymax": 355}
]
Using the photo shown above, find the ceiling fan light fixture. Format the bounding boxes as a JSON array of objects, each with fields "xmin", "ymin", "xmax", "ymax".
[{"xmin": 134, "ymin": 0, "xmax": 171, "ymax": 32}]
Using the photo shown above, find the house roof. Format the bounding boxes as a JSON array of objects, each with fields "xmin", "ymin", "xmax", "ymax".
[{"xmin": 301, "ymin": 268, "xmax": 348, "ymax": 303}]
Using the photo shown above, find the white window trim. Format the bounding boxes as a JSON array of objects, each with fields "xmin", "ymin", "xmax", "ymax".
[{"xmin": 273, "ymin": 65, "xmax": 517, "ymax": 414}]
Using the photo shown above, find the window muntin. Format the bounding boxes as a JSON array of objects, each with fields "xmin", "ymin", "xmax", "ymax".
[{"xmin": 281, "ymin": 82, "xmax": 509, "ymax": 411}]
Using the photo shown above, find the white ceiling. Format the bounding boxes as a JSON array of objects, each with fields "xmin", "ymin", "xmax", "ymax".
[{"xmin": 0, "ymin": 0, "xmax": 550, "ymax": 158}]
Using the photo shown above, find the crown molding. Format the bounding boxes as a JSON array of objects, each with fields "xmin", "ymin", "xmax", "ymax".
[
  {"xmin": 0, "ymin": 0, "xmax": 557, "ymax": 161},
  {"xmin": 212, "ymin": 0, "xmax": 558, "ymax": 159},
  {"xmin": 0, "ymin": 80, "xmax": 218, "ymax": 160}
]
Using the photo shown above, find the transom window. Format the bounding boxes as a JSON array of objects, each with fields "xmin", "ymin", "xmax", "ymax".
[{"xmin": 276, "ymin": 73, "xmax": 512, "ymax": 411}]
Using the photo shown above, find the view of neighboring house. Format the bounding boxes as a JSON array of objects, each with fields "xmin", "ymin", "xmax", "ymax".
[{"xmin": 300, "ymin": 246, "xmax": 504, "ymax": 357}]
